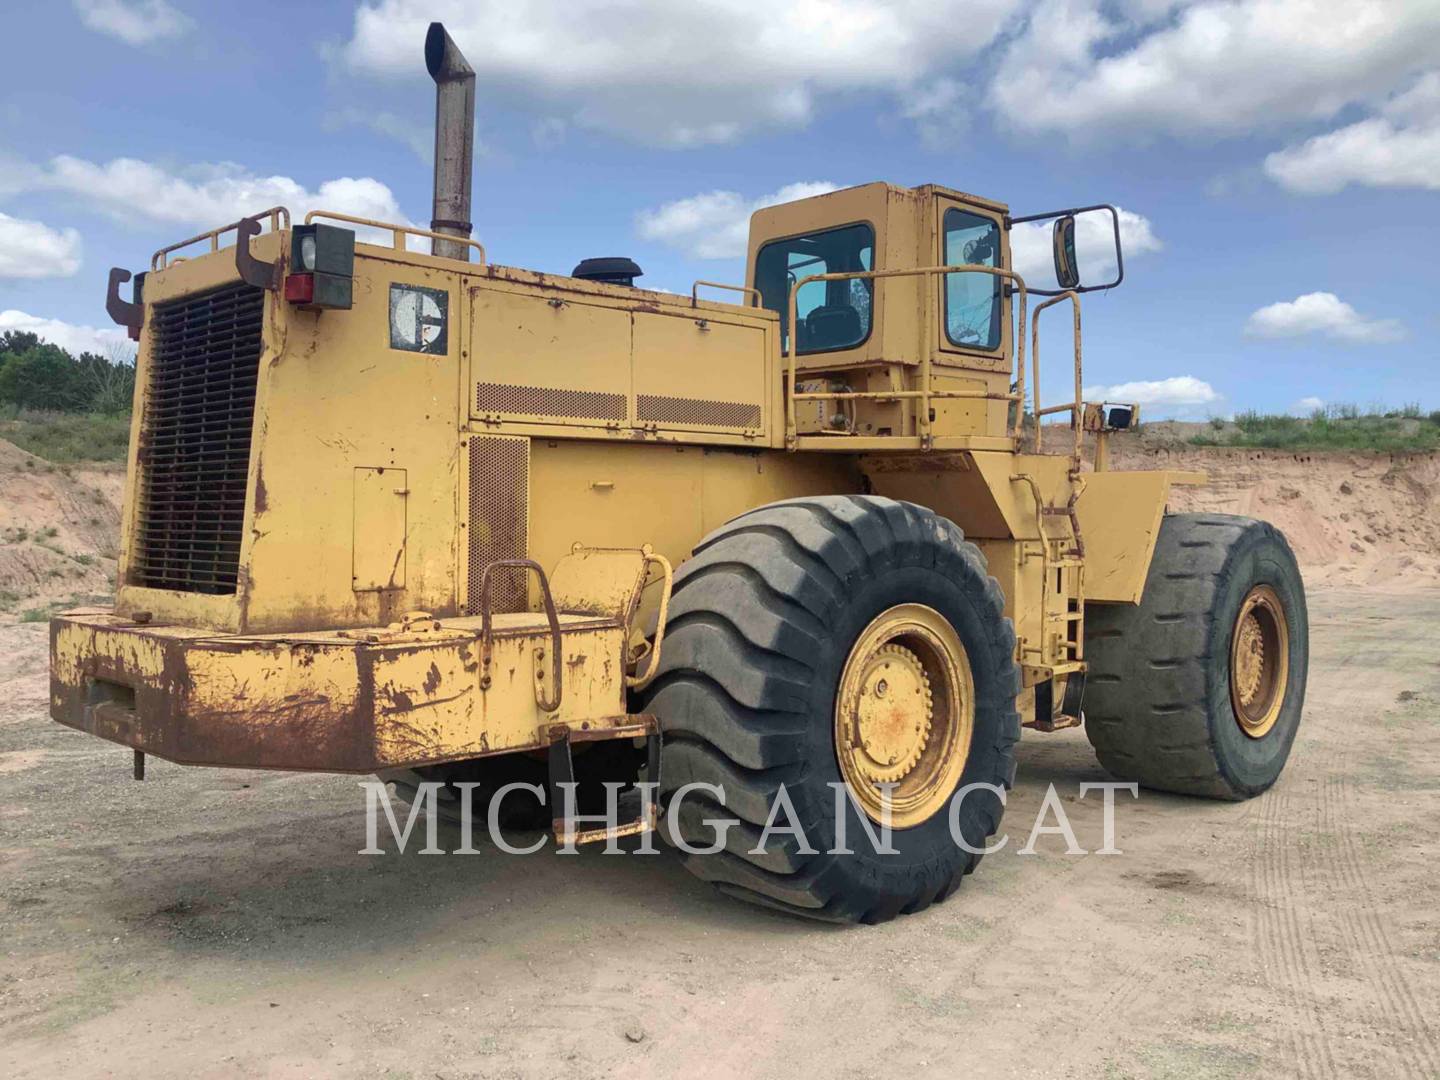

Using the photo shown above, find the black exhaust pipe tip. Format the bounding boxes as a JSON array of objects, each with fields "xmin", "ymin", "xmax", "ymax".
[
  {"xmin": 424, "ymin": 22, "xmax": 444, "ymax": 78},
  {"xmin": 426, "ymin": 22, "xmax": 474, "ymax": 81}
]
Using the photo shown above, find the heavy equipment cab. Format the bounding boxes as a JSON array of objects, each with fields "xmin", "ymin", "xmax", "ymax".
[
  {"xmin": 748, "ymin": 182, "xmax": 1023, "ymax": 448},
  {"xmin": 52, "ymin": 22, "xmax": 1310, "ymax": 926}
]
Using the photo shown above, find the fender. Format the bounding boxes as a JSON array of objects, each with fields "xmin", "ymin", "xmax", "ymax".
[{"xmin": 1076, "ymin": 469, "xmax": 1206, "ymax": 603}]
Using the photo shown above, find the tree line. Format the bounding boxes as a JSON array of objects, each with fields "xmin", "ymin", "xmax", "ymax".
[{"xmin": 0, "ymin": 331, "xmax": 137, "ymax": 414}]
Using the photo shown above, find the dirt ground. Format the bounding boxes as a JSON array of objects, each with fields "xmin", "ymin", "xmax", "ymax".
[
  {"xmin": 0, "ymin": 438, "xmax": 122, "ymax": 620},
  {"xmin": 2, "ymin": 584, "xmax": 1437, "ymax": 1079}
]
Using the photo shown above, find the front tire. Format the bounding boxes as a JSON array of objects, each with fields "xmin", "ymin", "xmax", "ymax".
[
  {"xmin": 640, "ymin": 496, "xmax": 1019, "ymax": 923},
  {"xmin": 1084, "ymin": 513, "xmax": 1309, "ymax": 800}
]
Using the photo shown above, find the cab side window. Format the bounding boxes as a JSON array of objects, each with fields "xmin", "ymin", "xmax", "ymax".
[
  {"xmin": 755, "ymin": 223, "xmax": 874, "ymax": 354},
  {"xmin": 943, "ymin": 209, "xmax": 1002, "ymax": 351}
]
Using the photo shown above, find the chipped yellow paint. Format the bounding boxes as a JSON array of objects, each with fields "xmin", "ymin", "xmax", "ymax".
[
  {"xmin": 65, "ymin": 179, "xmax": 1203, "ymax": 773},
  {"xmin": 51, "ymin": 608, "xmax": 636, "ymax": 772}
]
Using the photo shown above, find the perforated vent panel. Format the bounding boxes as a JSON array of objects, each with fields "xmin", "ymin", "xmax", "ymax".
[
  {"xmin": 466, "ymin": 435, "xmax": 529, "ymax": 615},
  {"xmin": 637, "ymin": 394, "xmax": 761, "ymax": 429},
  {"xmin": 476, "ymin": 381, "xmax": 626, "ymax": 421}
]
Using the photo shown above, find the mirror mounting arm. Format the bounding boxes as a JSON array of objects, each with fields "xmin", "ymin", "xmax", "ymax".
[
  {"xmin": 1006, "ymin": 203, "xmax": 1125, "ymax": 296},
  {"xmin": 236, "ymin": 216, "xmax": 282, "ymax": 291}
]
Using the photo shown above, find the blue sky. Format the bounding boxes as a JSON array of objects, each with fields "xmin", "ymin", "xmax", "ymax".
[{"xmin": 2, "ymin": 0, "xmax": 1437, "ymax": 417}]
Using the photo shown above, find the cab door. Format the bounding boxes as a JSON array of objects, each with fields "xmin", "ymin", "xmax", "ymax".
[
  {"xmin": 931, "ymin": 195, "xmax": 1014, "ymax": 439},
  {"xmin": 933, "ymin": 195, "xmax": 1011, "ymax": 371}
]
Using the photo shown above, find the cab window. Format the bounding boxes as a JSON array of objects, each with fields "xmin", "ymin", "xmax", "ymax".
[
  {"xmin": 943, "ymin": 209, "xmax": 1002, "ymax": 351},
  {"xmin": 755, "ymin": 223, "xmax": 874, "ymax": 354}
]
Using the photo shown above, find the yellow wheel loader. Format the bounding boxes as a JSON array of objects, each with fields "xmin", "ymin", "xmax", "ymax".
[{"xmin": 50, "ymin": 23, "xmax": 1308, "ymax": 923}]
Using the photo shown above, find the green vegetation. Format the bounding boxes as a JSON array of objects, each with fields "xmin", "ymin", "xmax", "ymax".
[
  {"xmin": 13, "ymin": 593, "xmax": 108, "ymax": 623},
  {"xmin": 0, "ymin": 330, "xmax": 134, "ymax": 463},
  {"xmin": 0, "ymin": 330, "xmax": 136, "ymax": 413},
  {"xmin": 0, "ymin": 408, "xmax": 132, "ymax": 463},
  {"xmin": 1192, "ymin": 404, "xmax": 1440, "ymax": 453}
]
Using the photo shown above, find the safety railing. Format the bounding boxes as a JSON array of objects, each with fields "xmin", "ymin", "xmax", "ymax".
[
  {"xmin": 152, "ymin": 206, "xmax": 290, "ymax": 270},
  {"xmin": 305, "ymin": 210, "xmax": 486, "ymax": 264},
  {"xmin": 1029, "ymin": 291, "xmax": 1083, "ymax": 471},
  {"xmin": 691, "ymin": 280, "xmax": 761, "ymax": 307},
  {"xmin": 783, "ymin": 264, "xmax": 1029, "ymax": 446}
]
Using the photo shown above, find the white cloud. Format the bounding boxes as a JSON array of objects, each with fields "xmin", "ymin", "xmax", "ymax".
[
  {"xmin": 1084, "ymin": 375, "xmax": 1220, "ymax": 406},
  {"xmin": 342, "ymin": 0, "xmax": 1022, "ymax": 146},
  {"xmin": 637, "ymin": 182, "xmax": 840, "ymax": 260},
  {"xmin": 74, "ymin": 0, "xmax": 192, "ymax": 45},
  {"xmin": 1264, "ymin": 71, "xmax": 1440, "ymax": 193},
  {"xmin": 900, "ymin": 78, "xmax": 969, "ymax": 149},
  {"xmin": 1245, "ymin": 292, "xmax": 1404, "ymax": 344},
  {"xmin": 0, "ymin": 310, "xmax": 131, "ymax": 357},
  {"xmin": 326, "ymin": 108, "xmax": 434, "ymax": 163},
  {"xmin": 989, "ymin": 1, "xmax": 1440, "ymax": 140},
  {"xmin": 1082, "ymin": 375, "xmax": 1220, "ymax": 418},
  {"xmin": 0, "ymin": 213, "xmax": 82, "ymax": 279},
  {"xmin": 0, "ymin": 156, "xmax": 419, "ymax": 250},
  {"xmin": 1009, "ymin": 207, "xmax": 1161, "ymax": 289},
  {"xmin": 1294, "ymin": 395, "xmax": 1326, "ymax": 413}
]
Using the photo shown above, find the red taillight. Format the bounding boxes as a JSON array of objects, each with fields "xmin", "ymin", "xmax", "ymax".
[{"xmin": 284, "ymin": 273, "xmax": 314, "ymax": 304}]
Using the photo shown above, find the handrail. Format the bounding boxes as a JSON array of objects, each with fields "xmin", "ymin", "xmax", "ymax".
[
  {"xmin": 626, "ymin": 550, "xmax": 674, "ymax": 690},
  {"xmin": 476, "ymin": 558, "xmax": 562, "ymax": 712},
  {"xmin": 783, "ymin": 264, "xmax": 1028, "ymax": 446},
  {"xmin": 304, "ymin": 210, "xmax": 486, "ymax": 265},
  {"xmin": 1029, "ymin": 291, "xmax": 1082, "ymax": 470},
  {"xmin": 151, "ymin": 206, "xmax": 290, "ymax": 270},
  {"xmin": 691, "ymin": 280, "xmax": 761, "ymax": 307}
]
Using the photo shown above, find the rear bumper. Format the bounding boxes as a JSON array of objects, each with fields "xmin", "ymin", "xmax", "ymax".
[{"xmin": 49, "ymin": 608, "xmax": 630, "ymax": 773}]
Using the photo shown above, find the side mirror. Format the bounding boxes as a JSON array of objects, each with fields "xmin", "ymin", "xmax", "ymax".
[
  {"xmin": 1011, "ymin": 204, "xmax": 1124, "ymax": 296},
  {"xmin": 1052, "ymin": 216, "xmax": 1079, "ymax": 291}
]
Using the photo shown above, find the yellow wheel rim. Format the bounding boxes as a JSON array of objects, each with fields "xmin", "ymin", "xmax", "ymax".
[
  {"xmin": 834, "ymin": 604, "xmax": 974, "ymax": 828},
  {"xmin": 1230, "ymin": 585, "xmax": 1290, "ymax": 739}
]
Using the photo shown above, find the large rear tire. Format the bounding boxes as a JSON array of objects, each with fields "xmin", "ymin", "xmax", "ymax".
[
  {"xmin": 640, "ymin": 495, "xmax": 1019, "ymax": 923},
  {"xmin": 1084, "ymin": 513, "xmax": 1308, "ymax": 800}
]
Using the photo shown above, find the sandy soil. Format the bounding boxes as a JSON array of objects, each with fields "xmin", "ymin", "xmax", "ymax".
[
  {"xmin": 2, "ymin": 585, "xmax": 1437, "ymax": 1079},
  {"xmin": 3, "ymin": 434, "xmax": 1439, "ymax": 1076},
  {"xmin": 0, "ymin": 439, "xmax": 122, "ymax": 618},
  {"xmin": 1104, "ymin": 439, "xmax": 1440, "ymax": 590}
]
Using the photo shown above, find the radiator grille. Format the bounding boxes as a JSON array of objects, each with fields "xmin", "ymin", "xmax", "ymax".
[
  {"xmin": 637, "ymin": 393, "xmax": 761, "ymax": 429},
  {"xmin": 476, "ymin": 381, "xmax": 626, "ymax": 421},
  {"xmin": 466, "ymin": 435, "xmax": 529, "ymax": 615},
  {"xmin": 131, "ymin": 282, "xmax": 264, "ymax": 594}
]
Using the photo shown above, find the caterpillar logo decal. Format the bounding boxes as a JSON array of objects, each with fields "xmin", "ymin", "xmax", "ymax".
[{"xmin": 389, "ymin": 283, "xmax": 448, "ymax": 354}]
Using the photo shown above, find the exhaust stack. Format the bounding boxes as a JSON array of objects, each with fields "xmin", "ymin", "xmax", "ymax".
[{"xmin": 425, "ymin": 22, "xmax": 476, "ymax": 262}]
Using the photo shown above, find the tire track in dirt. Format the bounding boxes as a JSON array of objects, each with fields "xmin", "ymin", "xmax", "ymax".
[
  {"xmin": 1301, "ymin": 596, "xmax": 1440, "ymax": 1078},
  {"xmin": 1018, "ymin": 790, "xmax": 1239, "ymax": 1073},
  {"xmin": 877, "ymin": 773, "xmax": 1222, "ymax": 1076},
  {"xmin": 1249, "ymin": 773, "xmax": 1339, "ymax": 1079},
  {"xmin": 1246, "ymin": 593, "xmax": 1440, "ymax": 1079},
  {"xmin": 1318, "ymin": 772, "xmax": 1440, "ymax": 1077}
]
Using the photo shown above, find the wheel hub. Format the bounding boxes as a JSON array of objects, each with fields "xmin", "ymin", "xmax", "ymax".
[
  {"xmin": 835, "ymin": 604, "xmax": 974, "ymax": 828},
  {"xmin": 852, "ymin": 644, "xmax": 934, "ymax": 784},
  {"xmin": 1230, "ymin": 585, "xmax": 1290, "ymax": 739},
  {"xmin": 1233, "ymin": 614, "xmax": 1266, "ymax": 705}
]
